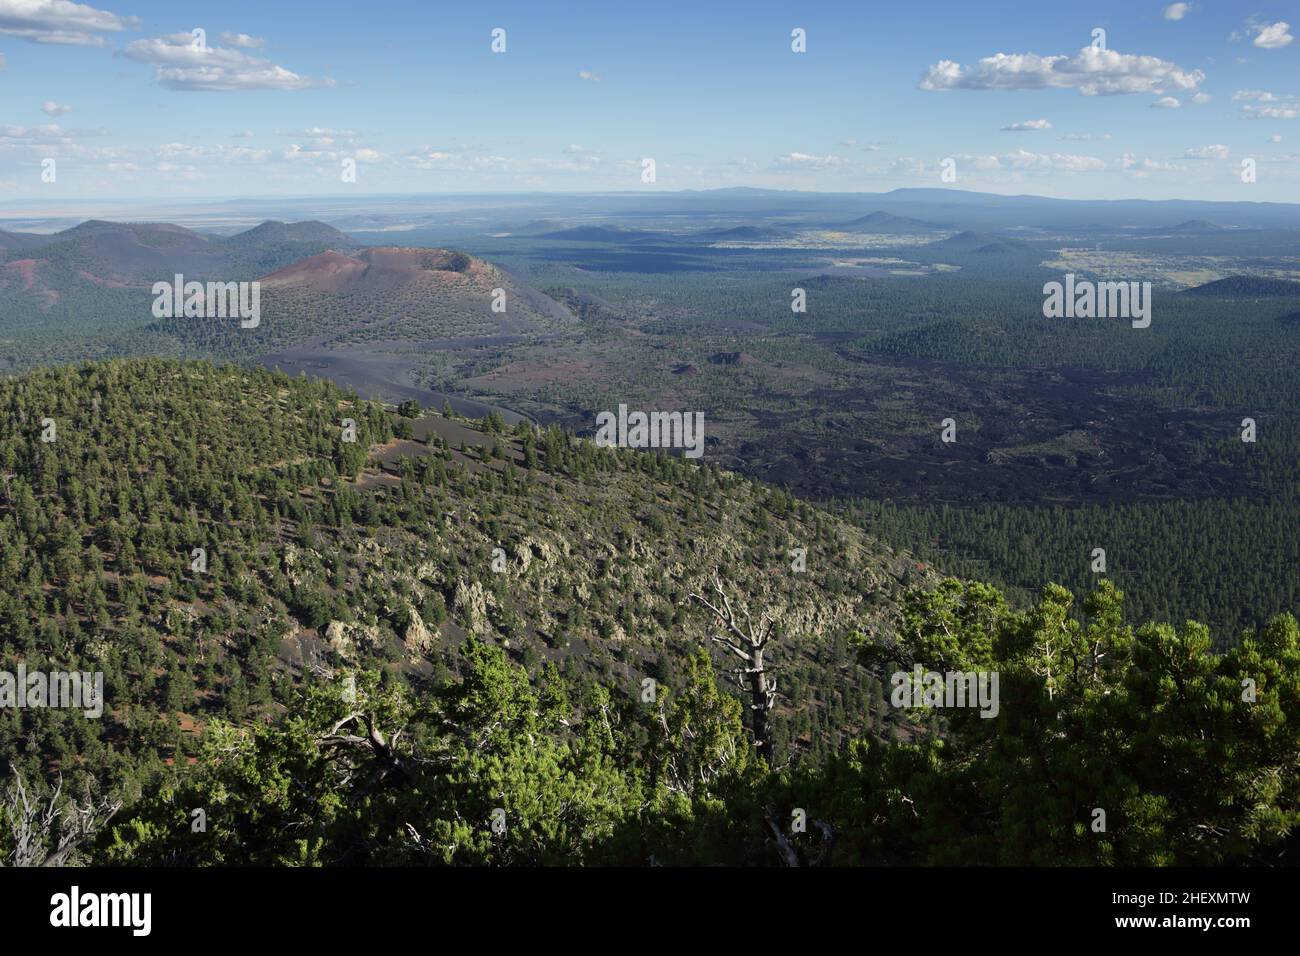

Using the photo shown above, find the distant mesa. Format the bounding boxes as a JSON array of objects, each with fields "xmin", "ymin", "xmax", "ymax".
[
  {"xmin": 671, "ymin": 362, "xmax": 700, "ymax": 375},
  {"xmin": 830, "ymin": 210, "xmax": 941, "ymax": 235},
  {"xmin": 1183, "ymin": 275, "xmax": 1300, "ymax": 298}
]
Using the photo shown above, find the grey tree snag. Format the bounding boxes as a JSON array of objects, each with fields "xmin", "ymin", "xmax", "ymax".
[
  {"xmin": 2, "ymin": 766, "xmax": 120, "ymax": 867},
  {"xmin": 689, "ymin": 575, "xmax": 778, "ymax": 756}
]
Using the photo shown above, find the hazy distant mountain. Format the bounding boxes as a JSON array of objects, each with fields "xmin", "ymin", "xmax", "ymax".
[
  {"xmin": 226, "ymin": 220, "xmax": 356, "ymax": 247},
  {"xmin": 0, "ymin": 219, "xmax": 357, "ymax": 285},
  {"xmin": 1183, "ymin": 275, "xmax": 1300, "ymax": 297},
  {"xmin": 831, "ymin": 210, "xmax": 942, "ymax": 234},
  {"xmin": 697, "ymin": 225, "xmax": 788, "ymax": 241},
  {"xmin": 0, "ymin": 228, "xmax": 51, "ymax": 251},
  {"xmin": 0, "ymin": 220, "xmax": 363, "ymax": 320},
  {"xmin": 929, "ymin": 230, "xmax": 1030, "ymax": 254}
]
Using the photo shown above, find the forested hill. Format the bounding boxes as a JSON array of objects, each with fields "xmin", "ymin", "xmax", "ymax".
[
  {"xmin": 0, "ymin": 358, "xmax": 927, "ymax": 795},
  {"xmin": 2, "ymin": 359, "xmax": 1297, "ymax": 867}
]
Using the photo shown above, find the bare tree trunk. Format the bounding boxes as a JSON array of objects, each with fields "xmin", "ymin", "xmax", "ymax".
[
  {"xmin": 3, "ymin": 767, "xmax": 120, "ymax": 867},
  {"xmin": 690, "ymin": 575, "xmax": 778, "ymax": 756}
]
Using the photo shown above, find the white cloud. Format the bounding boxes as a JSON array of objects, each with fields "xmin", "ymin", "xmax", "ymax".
[
  {"xmin": 40, "ymin": 99, "xmax": 71, "ymax": 115},
  {"xmin": 1254, "ymin": 21, "xmax": 1294, "ymax": 49},
  {"xmin": 124, "ymin": 32, "xmax": 333, "ymax": 91},
  {"xmin": 1269, "ymin": 134, "xmax": 1283, "ymax": 143},
  {"xmin": 1060, "ymin": 132, "xmax": 1112, "ymax": 141},
  {"xmin": 1191, "ymin": 92, "xmax": 1211, "ymax": 104},
  {"xmin": 1000, "ymin": 119, "xmax": 1052, "ymax": 131},
  {"xmin": 0, "ymin": 0, "xmax": 137, "ymax": 46},
  {"xmin": 0, "ymin": 122, "xmax": 66, "ymax": 139},
  {"xmin": 1237, "ymin": 105, "xmax": 1300, "ymax": 119},
  {"xmin": 578, "ymin": 70, "xmax": 602, "ymax": 82},
  {"xmin": 885, "ymin": 157, "xmax": 932, "ymax": 176},
  {"xmin": 156, "ymin": 142, "xmax": 273, "ymax": 164},
  {"xmin": 1118, "ymin": 152, "xmax": 1185, "ymax": 174},
  {"xmin": 1184, "ymin": 144, "xmax": 1229, "ymax": 159},
  {"xmin": 1233, "ymin": 90, "xmax": 1300, "ymax": 118},
  {"xmin": 919, "ymin": 46, "xmax": 1204, "ymax": 97},
  {"xmin": 1163, "ymin": 3, "xmax": 1191, "ymax": 21},
  {"xmin": 399, "ymin": 147, "xmax": 602, "ymax": 176},
  {"xmin": 1000, "ymin": 148, "xmax": 1105, "ymax": 172},
  {"xmin": 275, "ymin": 126, "xmax": 358, "ymax": 147},
  {"xmin": 219, "ymin": 32, "xmax": 264, "ymax": 49},
  {"xmin": 947, "ymin": 149, "xmax": 1105, "ymax": 173},
  {"xmin": 1151, "ymin": 97, "xmax": 1181, "ymax": 109},
  {"xmin": 773, "ymin": 152, "xmax": 846, "ymax": 169}
]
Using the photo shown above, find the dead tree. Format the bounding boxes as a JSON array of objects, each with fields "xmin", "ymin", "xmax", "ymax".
[
  {"xmin": 2, "ymin": 767, "xmax": 121, "ymax": 867},
  {"xmin": 690, "ymin": 575, "xmax": 778, "ymax": 756},
  {"xmin": 318, "ymin": 709, "xmax": 417, "ymax": 789},
  {"xmin": 764, "ymin": 808, "xmax": 835, "ymax": 867}
]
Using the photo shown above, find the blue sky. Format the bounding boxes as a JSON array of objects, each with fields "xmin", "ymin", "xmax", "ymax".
[{"xmin": 1, "ymin": 0, "xmax": 1297, "ymax": 202}]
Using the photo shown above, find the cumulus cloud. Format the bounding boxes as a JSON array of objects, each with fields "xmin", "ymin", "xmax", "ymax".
[
  {"xmin": 400, "ymin": 147, "xmax": 601, "ymax": 176},
  {"xmin": 1163, "ymin": 3, "xmax": 1191, "ymax": 21},
  {"xmin": 1235, "ymin": 93, "xmax": 1300, "ymax": 120},
  {"xmin": 1151, "ymin": 97, "xmax": 1181, "ymax": 109},
  {"xmin": 40, "ymin": 99, "xmax": 71, "ymax": 115},
  {"xmin": 0, "ymin": 0, "xmax": 137, "ymax": 46},
  {"xmin": 578, "ymin": 70, "xmax": 602, "ymax": 82},
  {"xmin": 945, "ymin": 149, "xmax": 1106, "ymax": 174},
  {"xmin": 275, "ymin": 126, "xmax": 358, "ymax": 147},
  {"xmin": 1253, "ymin": 21, "xmax": 1294, "ymax": 49},
  {"xmin": 1269, "ymin": 134, "xmax": 1283, "ymax": 143},
  {"xmin": 772, "ymin": 152, "xmax": 846, "ymax": 169},
  {"xmin": 124, "ymin": 32, "xmax": 333, "ymax": 91},
  {"xmin": 1243, "ymin": 104, "xmax": 1299, "ymax": 119},
  {"xmin": 919, "ymin": 46, "xmax": 1204, "ymax": 97},
  {"xmin": 219, "ymin": 32, "xmax": 264, "ymax": 49},
  {"xmin": 156, "ymin": 142, "xmax": 273, "ymax": 164},
  {"xmin": 1000, "ymin": 119, "xmax": 1052, "ymax": 131},
  {"xmin": 1185, "ymin": 144, "xmax": 1229, "ymax": 159},
  {"xmin": 998, "ymin": 148, "xmax": 1106, "ymax": 172},
  {"xmin": 1060, "ymin": 132, "xmax": 1112, "ymax": 141},
  {"xmin": 1117, "ymin": 152, "xmax": 1185, "ymax": 173},
  {"xmin": 0, "ymin": 122, "xmax": 66, "ymax": 140}
]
